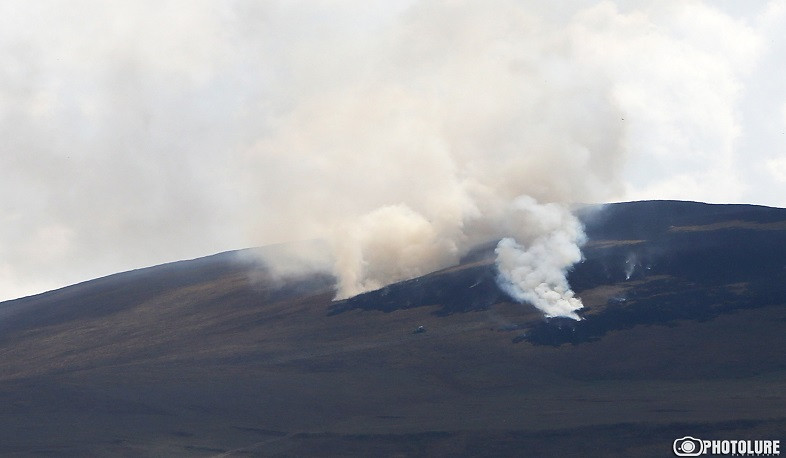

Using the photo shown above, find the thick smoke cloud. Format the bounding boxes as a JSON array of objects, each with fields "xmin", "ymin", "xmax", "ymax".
[
  {"xmin": 1, "ymin": 1, "xmax": 784, "ymax": 306},
  {"xmin": 233, "ymin": 1, "xmax": 626, "ymax": 310}
]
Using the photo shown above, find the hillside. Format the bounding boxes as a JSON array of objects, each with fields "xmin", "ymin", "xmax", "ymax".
[{"xmin": 1, "ymin": 201, "xmax": 785, "ymax": 457}]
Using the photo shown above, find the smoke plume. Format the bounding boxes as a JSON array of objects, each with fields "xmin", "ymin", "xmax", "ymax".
[
  {"xmin": 494, "ymin": 198, "xmax": 586, "ymax": 320},
  {"xmin": 237, "ymin": 3, "xmax": 628, "ymax": 314},
  {"xmin": 1, "ymin": 1, "xmax": 778, "ymax": 307}
]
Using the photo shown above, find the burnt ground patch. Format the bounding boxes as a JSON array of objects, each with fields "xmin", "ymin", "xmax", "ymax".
[{"xmin": 329, "ymin": 263, "xmax": 510, "ymax": 316}]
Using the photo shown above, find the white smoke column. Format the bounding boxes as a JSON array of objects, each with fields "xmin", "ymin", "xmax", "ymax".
[
  {"xmin": 493, "ymin": 197, "xmax": 586, "ymax": 320},
  {"xmin": 624, "ymin": 252, "xmax": 637, "ymax": 280}
]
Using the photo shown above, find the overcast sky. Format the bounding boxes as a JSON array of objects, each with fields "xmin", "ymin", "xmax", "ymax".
[{"xmin": 1, "ymin": 1, "xmax": 785, "ymax": 302}]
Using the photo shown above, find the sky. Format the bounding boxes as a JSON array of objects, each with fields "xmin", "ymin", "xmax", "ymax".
[{"xmin": 1, "ymin": 0, "xmax": 786, "ymax": 302}]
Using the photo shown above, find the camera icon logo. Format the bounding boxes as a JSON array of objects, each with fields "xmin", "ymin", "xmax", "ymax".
[{"xmin": 673, "ymin": 436, "xmax": 705, "ymax": 456}]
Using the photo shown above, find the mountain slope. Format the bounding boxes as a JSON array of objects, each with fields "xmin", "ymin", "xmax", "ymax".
[{"xmin": 0, "ymin": 201, "xmax": 785, "ymax": 457}]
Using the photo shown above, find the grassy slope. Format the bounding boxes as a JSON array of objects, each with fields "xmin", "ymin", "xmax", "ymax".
[{"xmin": 0, "ymin": 201, "xmax": 785, "ymax": 457}]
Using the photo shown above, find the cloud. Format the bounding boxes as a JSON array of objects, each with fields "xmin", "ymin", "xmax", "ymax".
[
  {"xmin": 568, "ymin": 2, "xmax": 762, "ymax": 204},
  {"xmin": 767, "ymin": 157, "xmax": 786, "ymax": 183}
]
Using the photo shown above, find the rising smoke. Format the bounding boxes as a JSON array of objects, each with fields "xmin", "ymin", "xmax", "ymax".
[
  {"xmin": 0, "ymin": 1, "xmax": 775, "ymax": 309},
  {"xmin": 238, "ymin": 2, "xmax": 627, "ymax": 320},
  {"xmin": 494, "ymin": 198, "xmax": 587, "ymax": 320}
]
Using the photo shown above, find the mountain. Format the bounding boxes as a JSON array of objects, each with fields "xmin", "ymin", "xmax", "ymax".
[{"xmin": 1, "ymin": 201, "xmax": 785, "ymax": 457}]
